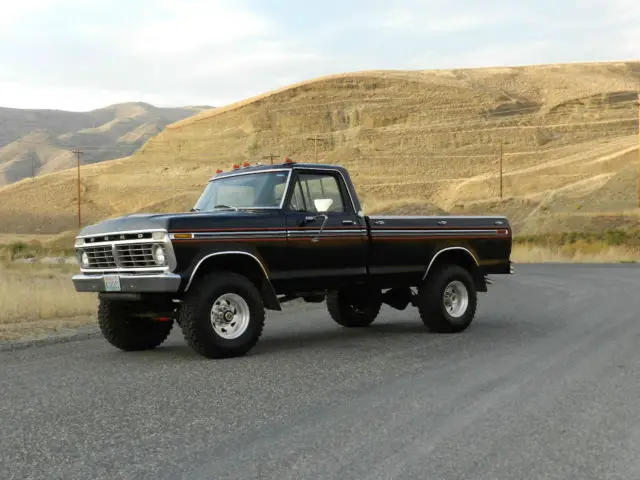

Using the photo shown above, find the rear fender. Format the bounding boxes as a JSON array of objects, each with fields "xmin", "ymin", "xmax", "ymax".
[{"xmin": 423, "ymin": 247, "xmax": 487, "ymax": 292}]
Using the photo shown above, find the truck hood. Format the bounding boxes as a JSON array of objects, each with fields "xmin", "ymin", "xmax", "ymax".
[{"xmin": 77, "ymin": 210, "xmax": 282, "ymax": 238}]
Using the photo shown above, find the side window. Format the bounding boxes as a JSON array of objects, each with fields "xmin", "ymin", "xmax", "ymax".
[
  {"xmin": 289, "ymin": 181, "xmax": 307, "ymax": 212},
  {"xmin": 288, "ymin": 172, "xmax": 346, "ymax": 213},
  {"xmin": 273, "ymin": 181, "xmax": 286, "ymax": 206}
]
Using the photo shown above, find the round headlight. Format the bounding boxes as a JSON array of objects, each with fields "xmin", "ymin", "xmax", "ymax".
[
  {"xmin": 153, "ymin": 245, "xmax": 166, "ymax": 266},
  {"xmin": 81, "ymin": 252, "xmax": 89, "ymax": 267}
]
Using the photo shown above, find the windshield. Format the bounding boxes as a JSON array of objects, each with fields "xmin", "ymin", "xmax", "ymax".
[{"xmin": 192, "ymin": 170, "xmax": 290, "ymax": 211}]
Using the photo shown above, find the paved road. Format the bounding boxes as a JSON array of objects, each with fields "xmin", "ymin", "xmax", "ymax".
[{"xmin": 3, "ymin": 264, "xmax": 640, "ymax": 480}]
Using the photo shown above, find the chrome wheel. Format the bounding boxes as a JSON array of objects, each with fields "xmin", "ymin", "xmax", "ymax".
[
  {"xmin": 443, "ymin": 280, "xmax": 469, "ymax": 318},
  {"xmin": 210, "ymin": 293, "xmax": 250, "ymax": 340}
]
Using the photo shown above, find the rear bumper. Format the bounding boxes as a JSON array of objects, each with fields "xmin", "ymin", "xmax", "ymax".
[
  {"xmin": 483, "ymin": 261, "xmax": 513, "ymax": 286},
  {"xmin": 72, "ymin": 273, "xmax": 182, "ymax": 293}
]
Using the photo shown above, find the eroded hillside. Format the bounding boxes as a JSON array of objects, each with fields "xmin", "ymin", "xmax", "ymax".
[
  {"xmin": 0, "ymin": 102, "xmax": 210, "ymax": 186},
  {"xmin": 0, "ymin": 61, "xmax": 638, "ymax": 238}
]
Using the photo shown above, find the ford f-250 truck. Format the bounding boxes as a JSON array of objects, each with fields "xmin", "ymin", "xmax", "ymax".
[{"xmin": 72, "ymin": 159, "xmax": 514, "ymax": 359}]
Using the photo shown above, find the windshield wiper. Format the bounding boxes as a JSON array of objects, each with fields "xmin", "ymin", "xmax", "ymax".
[
  {"xmin": 190, "ymin": 207, "xmax": 200, "ymax": 212},
  {"xmin": 213, "ymin": 204, "xmax": 239, "ymax": 211}
]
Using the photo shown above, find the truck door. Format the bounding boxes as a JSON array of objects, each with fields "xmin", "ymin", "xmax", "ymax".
[{"xmin": 283, "ymin": 168, "xmax": 368, "ymax": 291}]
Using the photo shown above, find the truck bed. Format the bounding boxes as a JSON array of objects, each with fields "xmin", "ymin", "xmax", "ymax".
[{"xmin": 364, "ymin": 214, "xmax": 512, "ymax": 285}]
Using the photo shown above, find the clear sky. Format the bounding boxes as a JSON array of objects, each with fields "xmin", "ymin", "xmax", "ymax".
[{"xmin": 0, "ymin": 0, "xmax": 637, "ymax": 111}]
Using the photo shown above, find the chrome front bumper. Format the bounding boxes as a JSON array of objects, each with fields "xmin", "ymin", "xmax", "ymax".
[{"xmin": 72, "ymin": 273, "xmax": 182, "ymax": 293}]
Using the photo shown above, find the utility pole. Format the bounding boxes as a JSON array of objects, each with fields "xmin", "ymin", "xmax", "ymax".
[
  {"xmin": 499, "ymin": 139, "xmax": 503, "ymax": 200},
  {"xmin": 637, "ymin": 93, "xmax": 640, "ymax": 208},
  {"xmin": 304, "ymin": 134, "xmax": 329, "ymax": 162},
  {"xmin": 73, "ymin": 148, "xmax": 82, "ymax": 228},
  {"xmin": 312, "ymin": 134, "xmax": 318, "ymax": 162}
]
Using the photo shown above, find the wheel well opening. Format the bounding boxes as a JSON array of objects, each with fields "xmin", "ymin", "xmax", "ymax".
[
  {"xmin": 426, "ymin": 248, "xmax": 486, "ymax": 292},
  {"xmin": 192, "ymin": 255, "xmax": 263, "ymax": 287},
  {"xmin": 188, "ymin": 254, "xmax": 281, "ymax": 310}
]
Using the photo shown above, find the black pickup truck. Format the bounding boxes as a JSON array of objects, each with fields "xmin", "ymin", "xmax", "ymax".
[{"xmin": 72, "ymin": 159, "xmax": 513, "ymax": 359}]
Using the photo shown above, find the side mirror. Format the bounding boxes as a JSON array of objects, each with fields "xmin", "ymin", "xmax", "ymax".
[{"xmin": 313, "ymin": 198, "xmax": 333, "ymax": 213}]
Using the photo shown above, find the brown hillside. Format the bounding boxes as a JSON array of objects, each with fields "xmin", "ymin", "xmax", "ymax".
[
  {"xmin": 0, "ymin": 102, "xmax": 210, "ymax": 186},
  {"xmin": 0, "ymin": 60, "xmax": 638, "ymax": 239},
  {"xmin": 0, "ymin": 131, "xmax": 76, "ymax": 184}
]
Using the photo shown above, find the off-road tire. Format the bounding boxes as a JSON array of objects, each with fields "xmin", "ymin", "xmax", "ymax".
[
  {"xmin": 178, "ymin": 271, "xmax": 265, "ymax": 359},
  {"xmin": 327, "ymin": 287, "xmax": 382, "ymax": 328},
  {"xmin": 417, "ymin": 264, "xmax": 477, "ymax": 333},
  {"xmin": 97, "ymin": 297, "xmax": 174, "ymax": 351}
]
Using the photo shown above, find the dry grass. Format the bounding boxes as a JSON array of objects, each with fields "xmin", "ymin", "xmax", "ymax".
[
  {"xmin": 0, "ymin": 261, "xmax": 97, "ymax": 340},
  {"xmin": 512, "ymin": 229, "xmax": 640, "ymax": 262},
  {"xmin": 512, "ymin": 243, "xmax": 640, "ymax": 263},
  {"xmin": 0, "ymin": 233, "xmax": 58, "ymax": 245},
  {"xmin": 0, "ymin": 60, "xmax": 637, "ymax": 238}
]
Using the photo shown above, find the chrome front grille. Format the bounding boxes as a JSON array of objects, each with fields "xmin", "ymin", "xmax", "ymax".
[
  {"xmin": 76, "ymin": 229, "xmax": 174, "ymax": 272},
  {"xmin": 83, "ymin": 245, "xmax": 117, "ymax": 269},
  {"xmin": 115, "ymin": 243, "xmax": 157, "ymax": 268}
]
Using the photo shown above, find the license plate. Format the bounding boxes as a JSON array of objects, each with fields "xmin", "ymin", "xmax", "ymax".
[{"xmin": 104, "ymin": 275, "xmax": 121, "ymax": 292}]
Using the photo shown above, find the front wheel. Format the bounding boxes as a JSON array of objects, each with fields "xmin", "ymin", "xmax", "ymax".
[
  {"xmin": 417, "ymin": 264, "xmax": 477, "ymax": 333},
  {"xmin": 178, "ymin": 271, "xmax": 265, "ymax": 359},
  {"xmin": 327, "ymin": 287, "xmax": 382, "ymax": 327},
  {"xmin": 97, "ymin": 297, "xmax": 174, "ymax": 351}
]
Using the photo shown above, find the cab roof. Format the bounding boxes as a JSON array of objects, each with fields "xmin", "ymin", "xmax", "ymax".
[{"xmin": 209, "ymin": 160, "xmax": 349, "ymax": 181}]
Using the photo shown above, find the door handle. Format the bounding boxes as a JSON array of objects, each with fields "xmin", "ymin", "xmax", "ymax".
[
  {"xmin": 342, "ymin": 220, "xmax": 354, "ymax": 225},
  {"xmin": 437, "ymin": 220, "xmax": 447, "ymax": 225}
]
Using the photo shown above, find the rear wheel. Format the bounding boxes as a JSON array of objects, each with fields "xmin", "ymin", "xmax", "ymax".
[
  {"xmin": 327, "ymin": 287, "xmax": 382, "ymax": 327},
  {"xmin": 178, "ymin": 271, "xmax": 265, "ymax": 359},
  {"xmin": 97, "ymin": 297, "xmax": 174, "ymax": 351},
  {"xmin": 417, "ymin": 264, "xmax": 477, "ymax": 333}
]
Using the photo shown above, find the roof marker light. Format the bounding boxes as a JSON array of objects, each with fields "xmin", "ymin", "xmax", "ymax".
[
  {"xmin": 216, "ymin": 169, "xmax": 223, "ymax": 173},
  {"xmin": 232, "ymin": 164, "xmax": 240, "ymax": 169},
  {"xmin": 242, "ymin": 161, "xmax": 250, "ymax": 167}
]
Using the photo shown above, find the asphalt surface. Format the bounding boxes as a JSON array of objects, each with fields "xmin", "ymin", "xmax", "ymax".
[{"xmin": 3, "ymin": 264, "xmax": 640, "ymax": 480}]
